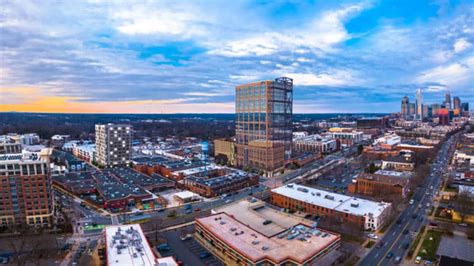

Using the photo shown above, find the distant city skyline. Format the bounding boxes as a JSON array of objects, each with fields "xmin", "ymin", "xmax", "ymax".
[{"xmin": 0, "ymin": 1, "xmax": 473, "ymax": 113}]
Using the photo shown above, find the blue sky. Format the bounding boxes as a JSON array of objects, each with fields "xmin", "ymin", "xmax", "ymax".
[{"xmin": 0, "ymin": 0, "xmax": 473, "ymax": 113}]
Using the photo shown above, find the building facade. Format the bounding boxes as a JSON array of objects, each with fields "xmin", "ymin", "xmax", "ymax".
[
  {"xmin": 235, "ymin": 77, "xmax": 293, "ymax": 175},
  {"xmin": 293, "ymin": 134, "xmax": 337, "ymax": 154},
  {"xmin": 0, "ymin": 141, "xmax": 53, "ymax": 227},
  {"xmin": 95, "ymin": 124, "xmax": 132, "ymax": 167},
  {"xmin": 213, "ymin": 138, "xmax": 236, "ymax": 166}
]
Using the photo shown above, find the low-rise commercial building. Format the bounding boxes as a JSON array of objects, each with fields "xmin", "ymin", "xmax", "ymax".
[
  {"xmin": 183, "ymin": 171, "xmax": 259, "ymax": 198},
  {"xmin": 105, "ymin": 224, "xmax": 177, "ymax": 266},
  {"xmin": 381, "ymin": 155, "xmax": 415, "ymax": 171},
  {"xmin": 348, "ymin": 171, "xmax": 410, "ymax": 198},
  {"xmin": 195, "ymin": 198, "xmax": 340, "ymax": 265},
  {"xmin": 271, "ymin": 184, "xmax": 392, "ymax": 231}
]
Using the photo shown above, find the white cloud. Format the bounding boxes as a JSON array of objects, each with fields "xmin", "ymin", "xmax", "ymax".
[
  {"xmin": 209, "ymin": 2, "xmax": 373, "ymax": 57},
  {"xmin": 416, "ymin": 56, "xmax": 474, "ymax": 87},
  {"xmin": 453, "ymin": 38, "xmax": 471, "ymax": 53},
  {"xmin": 285, "ymin": 70, "xmax": 360, "ymax": 86},
  {"xmin": 112, "ymin": 3, "xmax": 211, "ymax": 37}
]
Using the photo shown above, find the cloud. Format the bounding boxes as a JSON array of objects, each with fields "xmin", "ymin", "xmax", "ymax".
[
  {"xmin": 0, "ymin": 0, "xmax": 473, "ymax": 113},
  {"xmin": 416, "ymin": 56, "xmax": 474, "ymax": 87},
  {"xmin": 453, "ymin": 38, "xmax": 471, "ymax": 53}
]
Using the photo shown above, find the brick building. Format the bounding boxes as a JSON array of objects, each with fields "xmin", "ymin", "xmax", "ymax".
[
  {"xmin": 348, "ymin": 171, "xmax": 410, "ymax": 199},
  {"xmin": 0, "ymin": 141, "xmax": 54, "ymax": 227},
  {"xmin": 271, "ymin": 184, "xmax": 391, "ymax": 231}
]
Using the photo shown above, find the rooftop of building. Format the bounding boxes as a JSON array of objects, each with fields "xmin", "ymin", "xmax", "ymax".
[
  {"xmin": 51, "ymin": 149, "xmax": 84, "ymax": 165},
  {"xmin": 271, "ymin": 184, "xmax": 390, "ymax": 218},
  {"xmin": 356, "ymin": 172, "xmax": 410, "ymax": 186},
  {"xmin": 131, "ymin": 155, "xmax": 172, "ymax": 165},
  {"xmin": 103, "ymin": 168, "xmax": 171, "ymax": 188},
  {"xmin": 374, "ymin": 170, "xmax": 412, "ymax": 178},
  {"xmin": 185, "ymin": 170, "xmax": 253, "ymax": 188},
  {"xmin": 382, "ymin": 154, "xmax": 415, "ymax": 164},
  {"xmin": 196, "ymin": 211, "xmax": 339, "ymax": 264},
  {"xmin": 105, "ymin": 224, "xmax": 156, "ymax": 266}
]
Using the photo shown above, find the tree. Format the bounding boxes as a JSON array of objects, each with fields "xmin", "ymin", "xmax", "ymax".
[
  {"xmin": 357, "ymin": 144, "xmax": 364, "ymax": 155},
  {"xmin": 453, "ymin": 191, "xmax": 474, "ymax": 224}
]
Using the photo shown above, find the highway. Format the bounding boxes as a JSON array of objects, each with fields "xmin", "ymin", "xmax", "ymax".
[{"xmin": 359, "ymin": 132, "xmax": 459, "ymax": 266}]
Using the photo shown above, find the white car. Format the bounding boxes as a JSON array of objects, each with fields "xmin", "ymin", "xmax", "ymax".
[{"xmin": 368, "ymin": 233, "xmax": 378, "ymax": 240}]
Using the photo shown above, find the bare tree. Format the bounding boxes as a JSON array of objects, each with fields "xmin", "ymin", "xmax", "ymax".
[{"xmin": 453, "ymin": 191, "xmax": 474, "ymax": 224}]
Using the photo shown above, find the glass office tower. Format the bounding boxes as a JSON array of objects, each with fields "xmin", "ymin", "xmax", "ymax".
[{"xmin": 235, "ymin": 77, "xmax": 293, "ymax": 176}]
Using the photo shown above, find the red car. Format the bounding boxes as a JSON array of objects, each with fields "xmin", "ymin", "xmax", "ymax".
[{"xmin": 194, "ymin": 208, "xmax": 201, "ymax": 212}]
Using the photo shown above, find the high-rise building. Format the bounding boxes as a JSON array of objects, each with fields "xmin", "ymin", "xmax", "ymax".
[
  {"xmin": 461, "ymin": 102, "xmax": 469, "ymax": 112},
  {"xmin": 422, "ymin": 104, "xmax": 431, "ymax": 118},
  {"xmin": 445, "ymin": 93, "xmax": 451, "ymax": 110},
  {"xmin": 453, "ymin": 96, "xmax": 461, "ymax": 110},
  {"xmin": 409, "ymin": 103, "xmax": 416, "ymax": 118},
  {"xmin": 401, "ymin": 96, "xmax": 410, "ymax": 118},
  {"xmin": 416, "ymin": 88, "xmax": 423, "ymax": 120},
  {"xmin": 95, "ymin": 124, "xmax": 132, "ymax": 167},
  {"xmin": 0, "ymin": 140, "xmax": 53, "ymax": 227},
  {"xmin": 235, "ymin": 77, "xmax": 293, "ymax": 176},
  {"xmin": 431, "ymin": 104, "xmax": 441, "ymax": 117}
]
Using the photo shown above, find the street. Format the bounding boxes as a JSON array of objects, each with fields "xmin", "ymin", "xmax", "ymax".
[{"xmin": 359, "ymin": 132, "xmax": 458, "ymax": 266}]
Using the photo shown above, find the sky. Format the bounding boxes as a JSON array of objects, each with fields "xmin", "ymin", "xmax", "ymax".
[{"xmin": 0, "ymin": 0, "xmax": 473, "ymax": 114}]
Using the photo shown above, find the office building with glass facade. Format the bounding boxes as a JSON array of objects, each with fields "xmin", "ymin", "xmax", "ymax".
[{"xmin": 235, "ymin": 77, "xmax": 293, "ymax": 176}]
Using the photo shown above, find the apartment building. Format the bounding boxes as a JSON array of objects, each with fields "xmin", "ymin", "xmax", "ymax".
[
  {"xmin": 95, "ymin": 124, "xmax": 132, "ymax": 167},
  {"xmin": 0, "ymin": 140, "xmax": 53, "ymax": 227}
]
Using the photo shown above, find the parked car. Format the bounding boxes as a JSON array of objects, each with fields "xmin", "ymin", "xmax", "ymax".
[
  {"xmin": 157, "ymin": 244, "xmax": 171, "ymax": 252},
  {"xmin": 199, "ymin": 252, "xmax": 211, "ymax": 259},
  {"xmin": 415, "ymin": 256, "xmax": 422, "ymax": 264},
  {"xmin": 180, "ymin": 234, "xmax": 193, "ymax": 241},
  {"xmin": 386, "ymin": 252, "xmax": 394, "ymax": 259}
]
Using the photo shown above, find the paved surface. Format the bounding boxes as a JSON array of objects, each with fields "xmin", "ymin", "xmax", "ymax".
[
  {"xmin": 159, "ymin": 225, "xmax": 223, "ymax": 266},
  {"xmin": 359, "ymin": 131, "xmax": 459, "ymax": 266},
  {"xmin": 436, "ymin": 234, "xmax": 474, "ymax": 262}
]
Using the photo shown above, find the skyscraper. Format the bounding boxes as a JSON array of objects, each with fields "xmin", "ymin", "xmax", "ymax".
[
  {"xmin": 409, "ymin": 103, "xmax": 416, "ymax": 118},
  {"xmin": 431, "ymin": 104, "xmax": 441, "ymax": 117},
  {"xmin": 0, "ymin": 139, "xmax": 53, "ymax": 227},
  {"xmin": 235, "ymin": 77, "xmax": 293, "ymax": 176},
  {"xmin": 445, "ymin": 93, "xmax": 451, "ymax": 110},
  {"xmin": 401, "ymin": 96, "xmax": 410, "ymax": 118},
  {"xmin": 422, "ymin": 104, "xmax": 432, "ymax": 118},
  {"xmin": 453, "ymin": 96, "xmax": 461, "ymax": 110},
  {"xmin": 416, "ymin": 88, "xmax": 423, "ymax": 120},
  {"xmin": 95, "ymin": 123, "xmax": 132, "ymax": 167}
]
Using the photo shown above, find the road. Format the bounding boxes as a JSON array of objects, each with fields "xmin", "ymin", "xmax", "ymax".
[{"xmin": 359, "ymin": 132, "xmax": 459, "ymax": 266}]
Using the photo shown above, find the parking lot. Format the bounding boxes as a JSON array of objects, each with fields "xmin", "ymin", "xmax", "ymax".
[
  {"xmin": 306, "ymin": 159, "xmax": 361, "ymax": 194},
  {"xmin": 155, "ymin": 226, "xmax": 222, "ymax": 266}
]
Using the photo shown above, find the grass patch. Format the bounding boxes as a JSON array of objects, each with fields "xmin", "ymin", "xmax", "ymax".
[
  {"xmin": 365, "ymin": 241, "xmax": 375, "ymax": 248},
  {"xmin": 417, "ymin": 230, "xmax": 443, "ymax": 261},
  {"xmin": 407, "ymin": 225, "xmax": 425, "ymax": 258}
]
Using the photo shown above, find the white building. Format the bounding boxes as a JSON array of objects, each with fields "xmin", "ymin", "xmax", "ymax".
[
  {"xmin": 373, "ymin": 133, "xmax": 401, "ymax": 146},
  {"xmin": 95, "ymin": 124, "xmax": 132, "ymax": 167},
  {"xmin": 454, "ymin": 150, "xmax": 474, "ymax": 165},
  {"xmin": 105, "ymin": 224, "xmax": 177, "ymax": 266},
  {"xmin": 293, "ymin": 134, "xmax": 337, "ymax": 153}
]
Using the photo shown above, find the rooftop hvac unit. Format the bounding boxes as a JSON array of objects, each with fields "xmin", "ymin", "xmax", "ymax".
[
  {"xmin": 350, "ymin": 202, "xmax": 359, "ymax": 208},
  {"xmin": 324, "ymin": 195, "xmax": 334, "ymax": 200}
]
